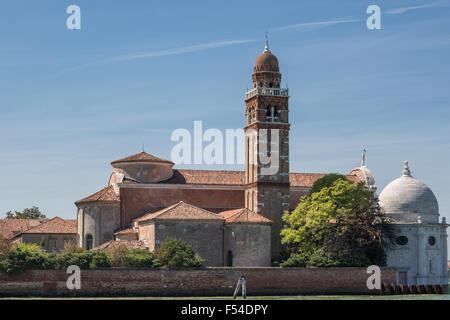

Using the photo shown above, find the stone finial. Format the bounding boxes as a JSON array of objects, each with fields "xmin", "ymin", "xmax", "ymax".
[
  {"xmin": 443, "ymin": 217, "xmax": 447, "ymax": 224},
  {"xmin": 361, "ymin": 149, "xmax": 366, "ymax": 167},
  {"xmin": 402, "ymin": 161, "xmax": 411, "ymax": 177},
  {"xmin": 417, "ymin": 215, "xmax": 422, "ymax": 223}
]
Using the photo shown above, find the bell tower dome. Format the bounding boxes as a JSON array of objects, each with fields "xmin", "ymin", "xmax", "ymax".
[{"xmin": 244, "ymin": 38, "xmax": 291, "ymax": 260}]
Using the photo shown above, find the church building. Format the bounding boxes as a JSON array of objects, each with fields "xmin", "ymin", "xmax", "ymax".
[
  {"xmin": 75, "ymin": 40, "xmax": 371, "ymax": 266},
  {"xmin": 379, "ymin": 161, "xmax": 448, "ymax": 285},
  {"xmin": 74, "ymin": 40, "xmax": 447, "ymax": 283}
]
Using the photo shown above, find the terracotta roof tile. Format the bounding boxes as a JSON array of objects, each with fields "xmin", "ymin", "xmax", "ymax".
[
  {"xmin": 92, "ymin": 240, "xmax": 147, "ymax": 251},
  {"xmin": 21, "ymin": 217, "xmax": 76, "ymax": 235},
  {"xmin": 153, "ymin": 170, "xmax": 363, "ymax": 188},
  {"xmin": 218, "ymin": 208, "xmax": 272, "ymax": 224},
  {"xmin": 135, "ymin": 201, "xmax": 224, "ymax": 223},
  {"xmin": 114, "ymin": 228, "xmax": 136, "ymax": 235},
  {"xmin": 111, "ymin": 151, "xmax": 174, "ymax": 166},
  {"xmin": 0, "ymin": 219, "xmax": 46, "ymax": 239},
  {"xmin": 162, "ymin": 169, "xmax": 245, "ymax": 185},
  {"xmin": 290, "ymin": 173, "xmax": 362, "ymax": 188},
  {"xmin": 75, "ymin": 185, "xmax": 120, "ymax": 205}
]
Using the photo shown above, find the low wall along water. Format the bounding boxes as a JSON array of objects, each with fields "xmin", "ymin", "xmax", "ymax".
[{"xmin": 0, "ymin": 267, "xmax": 397, "ymax": 297}]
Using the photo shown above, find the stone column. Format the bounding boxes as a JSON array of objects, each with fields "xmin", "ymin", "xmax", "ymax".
[
  {"xmin": 441, "ymin": 225, "xmax": 448, "ymax": 284},
  {"xmin": 416, "ymin": 229, "xmax": 426, "ymax": 285}
]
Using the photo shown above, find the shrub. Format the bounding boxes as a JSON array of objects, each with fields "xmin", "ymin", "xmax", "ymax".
[
  {"xmin": 125, "ymin": 249, "xmax": 160, "ymax": 268},
  {"xmin": 90, "ymin": 251, "xmax": 110, "ymax": 269},
  {"xmin": 108, "ymin": 244, "xmax": 130, "ymax": 267},
  {"xmin": 0, "ymin": 243, "xmax": 53, "ymax": 275},
  {"xmin": 280, "ymin": 253, "xmax": 308, "ymax": 267},
  {"xmin": 53, "ymin": 250, "xmax": 110, "ymax": 270},
  {"xmin": 108, "ymin": 244, "xmax": 160, "ymax": 268},
  {"xmin": 156, "ymin": 238, "xmax": 204, "ymax": 269},
  {"xmin": 306, "ymin": 249, "xmax": 340, "ymax": 267},
  {"xmin": 53, "ymin": 251, "xmax": 90, "ymax": 270},
  {"xmin": 63, "ymin": 246, "xmax": 85, "ymax": 254}
]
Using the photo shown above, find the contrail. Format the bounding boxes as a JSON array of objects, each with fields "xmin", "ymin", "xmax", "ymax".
[
  {"xmin": 273, "ymin": 18, "xmax": 361, "ymax": 31},
  {"xmin": 385, "ymin": 0, "xmax": 449, "ymax": 15},
  {"xmin": 98, "ymin": 39, "xmax": 256, "ymax": 65},
  {"xmin": 56, "ymin": 39, "xmax": 256, "ymax": 74}
]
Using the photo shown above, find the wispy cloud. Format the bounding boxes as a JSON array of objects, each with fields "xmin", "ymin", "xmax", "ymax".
[
  {"xmin": 272, "ymin": 18, "xmax": 361, "ymax": 32},
  {"xmin": 97, "ymin": 39, "xmax": 256, "ymax": 65},
  {"xmin": 57, "ymin": 1, "xmax": 449, "ymax": 75},
  {"xmin": 386, "ymin": 0, "xmax": 449, "ymax": 15},
  {"xmin": 55, "ymin": 39, "xmax": 256, "ymax": 75}
]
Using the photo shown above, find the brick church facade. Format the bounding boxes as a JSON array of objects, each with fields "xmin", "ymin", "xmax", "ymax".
[{"xmin": 74, "ymin": 42, "xmax": 371, "ymax": 266}]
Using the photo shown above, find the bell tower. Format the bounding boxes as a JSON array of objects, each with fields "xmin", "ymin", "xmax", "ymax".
[{"xmin": 244, "ymin": 38, "xmax": 290, "ymax": 259}]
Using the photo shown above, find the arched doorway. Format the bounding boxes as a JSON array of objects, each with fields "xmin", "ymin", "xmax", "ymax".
[
  {"xmin": 86, "ymin": 234, "xmax": 93, "ymax": 250},
  {"xmin": 226, "ymin": 250, "xmax": 233, "ymax": 267}
]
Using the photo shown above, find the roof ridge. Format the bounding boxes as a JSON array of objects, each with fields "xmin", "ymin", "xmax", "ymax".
[
  {"xmin": 75, "ymin": 185, "xmax": 120, "ymax": 205},
  {"xmin": 227, "ymin": 210, "xmax": 246, "ymax": 222},
  {"xmin": 25, "ymin": 216, "xmax": 68, "ymax": 230},
  {"xmin": 111, "ymin": 151, "xmax": 174, "ymax": 165},
  {"xmin": 179, "ymin": 201, "xmax": 222, "ymax": 218},
  {"xmin": 153, "ymin": 201, "xmax": 185, "ymax": 218}
]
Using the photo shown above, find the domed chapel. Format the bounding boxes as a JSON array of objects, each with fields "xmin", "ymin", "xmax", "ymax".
[
  {"xmin": 379, "ymin": 161, "xmax": 448, "ymax": 285},
  {"xmin": 75, "ymin": 41, "xmax": 448, "ymax": 284}
]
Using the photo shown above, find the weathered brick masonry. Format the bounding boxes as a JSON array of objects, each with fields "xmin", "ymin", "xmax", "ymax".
[{"xmin": 0, "ymin": 267, "xmax": 396, "ymax": 297}]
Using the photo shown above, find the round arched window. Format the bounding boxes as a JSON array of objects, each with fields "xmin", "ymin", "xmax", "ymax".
[
  {"xmin": 86, "ymin": 234, "xmax": 93, "ymax": 250},
  {"xmin": 396, "ymin": 236, "xmax": 408, "ymax": 246},
  {"xmin": 428, "ymin": 236, "xmax": 436, "ymax": 246}
]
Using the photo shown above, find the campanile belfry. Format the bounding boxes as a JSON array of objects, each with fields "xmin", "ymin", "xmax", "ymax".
[{"xmin": 244, "ymin": 39, "xmax": 291, "ymax": 259}]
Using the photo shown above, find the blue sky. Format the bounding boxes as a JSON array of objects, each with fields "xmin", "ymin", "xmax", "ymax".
[{"xmin": 1, "ymin": 0, "xmax": 450, "ymax": 240}]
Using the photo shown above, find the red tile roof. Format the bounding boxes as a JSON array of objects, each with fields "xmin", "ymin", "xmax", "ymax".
[
  {"xmin": 114, "ymin": 228, "xmax": 136, "ymax": 235},
  {"xmin": 21, "ymin": 217, "xmax": 77, "ymax": 235},
  {"xmin": 0, "ymin": 219, "xmax": 46, "ymax": 239},
  {"xmin": 92, "ymin": 240, "xmax": 147, "ymax": 251},
  {"xmin": 135, "ymin": 201, "xmax": 224, "ymax": 223},
  {"xmin": 75, "ymin": 185, "xmax": 120, "ymax": 205},
  {"xmin": 218, "ymin": 208, "xmax": 272, "ymax": 224},
  {"xmin": 158, "ymin": 170, "xmax": 363, "ymax": 187},
  {"xmin": 162, "ymin": 169, "xmax": 245, "ymax": 185},
  {"xmin": 290, "ymin": 173, "xmax": 361, "ymax": 188},
  {"xmin": 111, "ymin": 151, "xmax": 174, "ymax": 166}
]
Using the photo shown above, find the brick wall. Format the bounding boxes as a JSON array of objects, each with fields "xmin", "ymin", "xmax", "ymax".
[{"xmin": 0, "ymin": 267, "xmax": 396, "ymax": 297}]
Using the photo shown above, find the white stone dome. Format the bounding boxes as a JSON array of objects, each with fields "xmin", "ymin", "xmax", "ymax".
[
  {"xmin": 379, "ymin": 161, "xmax": 439, "ymax": 224},
  {"xmin": 349, "ymin": 150, "xmax": 377, "ymax": 192}
]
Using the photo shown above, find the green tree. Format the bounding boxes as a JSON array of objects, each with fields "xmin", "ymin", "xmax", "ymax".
[
  {"xmin": 5, "ymin": 206, "xmax": 46, "ymax": 219},
  {"xmin": 281, "ymin": 178, "xmax": 395, "ymax": 267},
  {"xmin": 309, "ymin": 173, "xmax": 350, "ymax": 195},
  {"xmin": 0, "ymin": 234, "xmax": 11, "ymax": 261}
]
